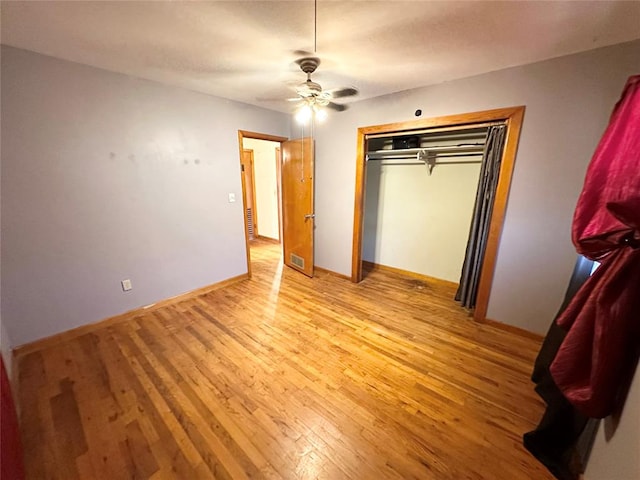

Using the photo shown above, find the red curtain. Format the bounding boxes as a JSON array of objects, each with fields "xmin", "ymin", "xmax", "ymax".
[
  {"xmin": 1, "ymin": 356, "xmax": 25, "ymax": 480},
  {"xmin": 550, "ymin": 75, "xmax": 640, "ymax": 418}
]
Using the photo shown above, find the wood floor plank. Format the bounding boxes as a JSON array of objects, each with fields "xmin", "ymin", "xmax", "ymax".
[
  {"xmin": 49, "ymin": 378, "xmax": 86, "ymax": 480},
  {"xmin": 17, "ymin": 352, "xmax": 49, "ymax": 479},
  {"xmin": 108, "ymin": 324, "xmax": 212, "ymax": 479},
  {"xmin": 136, "ymin": 320, "xmax": 278, "ymax": 479},
  {"xmin": 120, "ymin": 419, "xmax": 160, "ymax": 479},
  {"xmin": 17, "ymin": 239, "xmax": 554, "ymax": 479}
]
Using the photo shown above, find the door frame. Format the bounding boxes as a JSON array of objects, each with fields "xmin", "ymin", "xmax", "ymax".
[
  {"xmin": 237, "ymin": 130, "xmax": 288, "ymax": 278},
  {"xmin": 351, "ymin": 106, "xmax": 525, "ymax": 322}
]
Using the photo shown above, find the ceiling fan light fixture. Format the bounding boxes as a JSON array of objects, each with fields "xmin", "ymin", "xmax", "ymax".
[
  {"xmin": 314, "ymin": 106, "xmax": 328, "ymax": 122},
  {"xmin": 294, "ymin": 100, "xmax": 328, "ymax": 124},
  {"xmin": 315, "ymin": 95, "xmax": 330, "ymax": 107},
  {"xmin": 295, "ymin": 104, "xmax": 313, "ymax": 123}
]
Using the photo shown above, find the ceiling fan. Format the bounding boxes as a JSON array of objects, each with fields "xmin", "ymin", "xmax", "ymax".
[
  {"xmin": 279, "ymin": 0, "xmax": 357, "ymax": 122},
  {"xmin": 287, "ymin": 56, "xmax": 358, "ymax": 116}
]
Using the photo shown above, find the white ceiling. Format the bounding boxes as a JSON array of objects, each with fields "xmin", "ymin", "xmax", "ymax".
[{"xmin": 2, "ymin": 1, "xmax": 639, "ymax": 113}]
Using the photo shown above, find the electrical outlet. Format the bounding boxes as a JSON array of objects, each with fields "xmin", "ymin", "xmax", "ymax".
[{"xmin": 121, "ymin": 279, "xmax": 132, "ymax": 291}]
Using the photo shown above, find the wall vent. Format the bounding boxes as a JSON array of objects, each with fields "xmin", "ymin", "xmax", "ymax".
[
  {"xmin": 246, "ymin": 208, "xmax": 254, "ymax": 239},
  {"xmin": 290, "ymin": 253, "xmax": 305, "ymax": 269}
]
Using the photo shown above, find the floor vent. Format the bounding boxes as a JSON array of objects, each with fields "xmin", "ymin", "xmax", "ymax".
[{"xmin": 290, "ymin": 253, "xmax": 305, "ymax": 269}]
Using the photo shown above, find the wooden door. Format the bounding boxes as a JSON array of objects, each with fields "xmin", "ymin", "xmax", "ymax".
[
  {"xmin": 281, "ymin": 138, "xmax": 314, "ymax": 276},
  {"xmin": 242, "ymin": 149, "xmax": 258, "ymax": 239}
]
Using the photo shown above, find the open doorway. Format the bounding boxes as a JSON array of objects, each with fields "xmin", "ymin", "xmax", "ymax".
[
  {"xmin": 238, "ymin": 130, "xmax": 317, "ymax": 279},
  {"xmin": 237, "ymin": 131, "xmax": 287, "ymax": 276}
]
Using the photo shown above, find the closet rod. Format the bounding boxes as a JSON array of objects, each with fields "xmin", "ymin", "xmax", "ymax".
[
  {"xmin": 375, "ymin": 159, "xmax": 482, "ymax": 166},
  {"xmin": 368, "ymin": 152, "xmax": 484, "ymax": 162},
  {"xmin": 367, "ymin": 147, "xmax": 484, "ymax": 175},
  {"xmin": 366, "ymin": 144, "xmax": 485, "ymax": 160}
]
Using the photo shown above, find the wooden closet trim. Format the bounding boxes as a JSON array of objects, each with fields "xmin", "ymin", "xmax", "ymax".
[{"xmin": 351, "ymin": 106, "xmax": 525, "ymax": 322}]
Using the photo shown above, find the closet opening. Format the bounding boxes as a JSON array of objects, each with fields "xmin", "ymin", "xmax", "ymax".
[{"xmin": 351, "ymin": 107, "xmax": 525, "ymax": 322}]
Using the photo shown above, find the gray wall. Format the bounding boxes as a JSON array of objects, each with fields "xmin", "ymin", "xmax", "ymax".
[
  {"xmin": 585, "ymin": 368, "xmax": 640, "ymax": 480},
  {"xmin": 1, "ymin": 46, "xmax": 290, "ymax": 346},
  {"xmin": 313, "ymin": 39, "xmax": 640, "ymax": 335}
]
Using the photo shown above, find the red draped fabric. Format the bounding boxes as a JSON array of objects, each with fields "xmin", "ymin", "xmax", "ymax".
[
  {"xmin": 550, "ymin": 75, "xmax": 640, "ymax": 419},
  {"xmin": 1, "ymin": 356, "xmax": 25, "ymax": 480}
]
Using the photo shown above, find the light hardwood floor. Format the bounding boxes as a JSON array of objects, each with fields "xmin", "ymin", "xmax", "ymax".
[{"xmin": 16, "ymin": 240, "xmax": 553, "ymax": 479}]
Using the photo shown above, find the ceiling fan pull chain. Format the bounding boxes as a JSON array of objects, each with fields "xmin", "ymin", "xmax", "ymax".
[{"xmin": 301, "ymin": 125, "xmax": 305, "ymax": 182}]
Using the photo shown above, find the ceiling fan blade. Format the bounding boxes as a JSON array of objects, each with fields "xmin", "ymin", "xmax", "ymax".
[
  {"xmin": 326, "ymin": 87, "xmax": 358, "ymax": 99},
  {"xmin": 286, "ymin": 97, "xmax": 303, "ymax": 102},
  {"xmin": 292, "ymin": 49, "xmax": 314, "ymax": 57},
  {"xmin": 326, "ymin": 102, "xmax": 348, "ymax": 112}
]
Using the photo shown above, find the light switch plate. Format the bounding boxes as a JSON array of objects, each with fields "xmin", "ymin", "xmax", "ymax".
[
  {"xmin": 228, "ymin": 193, "xmax": 236, "ymax": 203},
  {"xmin": 121, "ymin": 279, "xmax": 132, "ymax": 291}
]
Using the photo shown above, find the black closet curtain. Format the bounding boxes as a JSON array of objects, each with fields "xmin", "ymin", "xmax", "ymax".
[
  {"xmin": 456, "ymin": 125, "xmax": 506, "ymax": 308},
  {"xmin": 523, "ymin": 256, "xmax": 599, "ymax": 480}
]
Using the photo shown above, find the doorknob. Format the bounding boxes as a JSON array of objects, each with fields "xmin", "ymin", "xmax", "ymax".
[{"xmin": 304, "ymin": 214, "xmax": 315, "ymax": 219}]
